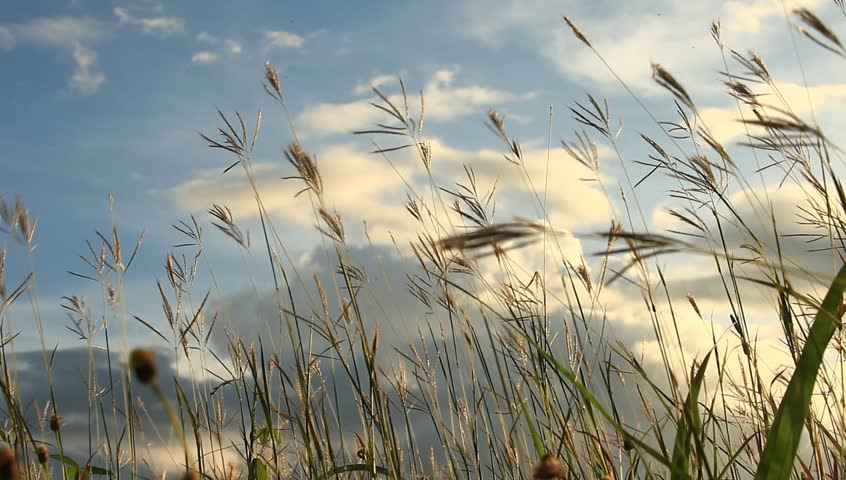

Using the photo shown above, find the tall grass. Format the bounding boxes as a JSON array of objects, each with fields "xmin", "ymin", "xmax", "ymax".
[{"xmin": 2, "ymin": 4, "xmax": 846, "ymax": 479}]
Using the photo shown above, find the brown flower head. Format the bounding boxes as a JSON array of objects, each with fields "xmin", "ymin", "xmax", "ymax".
[
  {"xmin": 0, "ymin": 448, "xmax": 19, "ymax": 480},
  {"xmin": 533, "ymin": 453, "xmax": 567, "ymax": 479},
  {"xmin": 49, "ymin": 414, "xmax": 62, "ymax": 432},
  {"xmin": 180, "ymin": 470, "xmax": 200, "ymax": 480},
  {"xmin": 129, "ymin": 348, "xmax": 158, "ymax": 385},
  {"xmin": 35, "ymin": 445, "xmax": 49, "ymax": 464}
]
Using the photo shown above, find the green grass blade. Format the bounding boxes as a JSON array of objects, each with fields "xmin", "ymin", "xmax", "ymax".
[
  {"xmin": 248, "ymin": 458, "xmax": 269, "ymax": 480},
  {"xmin": 516, "ymin": 388, "xmax": 546, "ymax": 458},
  {"xmin": 670, "ymin": 351, "xmax": 711, "ymax": 480},
  {"xmin": 754, "ymin": 265, "xmax": 846, "ymax": 480}
]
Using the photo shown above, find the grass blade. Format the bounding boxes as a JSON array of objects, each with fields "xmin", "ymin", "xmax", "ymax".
[
  {"xmin": 670, "ymin": 351, "xmax": 711, "ymax": 480},
  {"xmin": 516, "ymin": 388, "xmax": 546, "ymax": 457},
  {"xmin": 754, "ymin": 265, "xmax": 846, "ymax": 479}
]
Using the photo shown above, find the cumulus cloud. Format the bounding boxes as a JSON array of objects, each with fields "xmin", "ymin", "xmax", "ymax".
[
  {"xmin": 191, "ymin": 51, "xmax": 217, "ymax": 64},
  {"xmin": 297, "ymin": 68, "xmax": 536, "ymax": 136},
  {"xmin": 165, "ymin": 134, "xmax": 610, "ymax": 248},
  {"xmin": 164, "ymin": 145, "xmax": 418, "ymax": 245},
  {"xmin": 698, "ymin": 81, "xmax": 846, "ymax": 143},
  {"xmin": 263, "ymin": 29, "xmax": 304, "ymax": 49},
  {"xmin": 191, "ymin": 209, "xmax": 801, "ymax": 452},
  {"xmin": 644, "ymin": 176, "xmax": 846, "ymax": 326},
  {"xmin": 296, "ymin": 102, "xmax": 381, "ymax": 137},
  {"xmin": 114, "ymin": 6, "xmax": 185, "ymax": 36}
]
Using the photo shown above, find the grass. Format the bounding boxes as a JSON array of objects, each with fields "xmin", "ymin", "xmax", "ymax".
[{"xmin": 2, "ymin": 4, "xmax": 846, "ymax": 479}]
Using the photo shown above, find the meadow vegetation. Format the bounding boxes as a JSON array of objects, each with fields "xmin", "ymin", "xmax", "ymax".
[{"xmin": 3, "ymin": 5, "xmax": 846, "ymax": 480}]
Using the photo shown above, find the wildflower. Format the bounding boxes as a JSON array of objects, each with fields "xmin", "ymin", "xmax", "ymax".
[
  {"xmin": 180, "ymin": 470, "xmax": 199, "ymax": 480},
  {"xmin": 0, "ymin": 448, "xmax": 19, "ymax": 480},
  {"xmin": 49, "ymin": 414, "xmax": 62, "ymax": 432},
  {"xmin": 35, "ymin": 445, "xmax": 48, "ymax": 464},
  {"xmin": 533, "ymin": 453, "xmax": 566, "ymax": 479},
  {"xmin": 129, "ymin": 348, "xmax": 158, "ymax": 385}
]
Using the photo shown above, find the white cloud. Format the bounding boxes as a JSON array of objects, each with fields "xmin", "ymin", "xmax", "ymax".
[
  {"xmin": 114, "ymin": 6, "xmax": 184, "ymax": 36},
  {"xmin": 297, "ymin": 68, "xmax": 536, "ymax": 136},
  {"xmin": 649, "ymin": 177, "xmax": 846, "ymax": 318},
  {"xmin": 353, "ymin": 74, "xmax": 400, "ymax": 94},
  {"xmin": 0, "ymin": 26, "xmax": 13, "ymax": 50},
  {"xmin": 0, "ymin": 17, "xmax": 108, "ymax": 94},
  {"xmin": 698, "ymin": 81, "xmax": 846, "ymax": 143},
  {"xmin": 457, "ymin": 0, "xmax": 825, "ymax": 94},
  {"xmin": 225, "ymin": 39, "xmax": 242, "ymax": 54},
  {"xmin": 70, "ymin": 42, "xmax": 105, "ymax": 94},
  {"xmin": 165, "ymin": 147, "xmax": 417, "ymax": 244},
  {"xmin": 196, "ymin": 32, "xmax": 241, "ymax": 55},
  {"xmin": 196, "ymin": 31, "xmax": 216, "ymax": 43},
  {"xmin": 166, "ymin": 135, "xmax": 610, "ymax": 247},
  {"xmin": 427, "ymin": 137, "xmax": 611, "ymax": 228},
  {"xmin": 263, "ymin": 30, "xmax": 304, "ymax": 49},
  {"xmin": 191, "ymin": 51, "xmax": 217, "ymax": 64},
  {"xmin": 297, "ymin": 102, "xmax": 381, "ymax": 136},
  {"xmin": 10, "ymin": 17, "xmax": 106, "ymax": 46}
]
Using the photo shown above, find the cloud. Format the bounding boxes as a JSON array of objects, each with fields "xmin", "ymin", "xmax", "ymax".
[
  {"xmin": 186, "ymin": 203, "xmax": 814, "ymax": 462},
  {"xmin": 427, "ymin": 138, "xmax": 611, "ymax": 229},
  {"xmin": 9, "ymin": 16, "xmax": 106, "ymax": 46},
  {"xmin": 0, "ymin": 17, "xmax": 108, "ymax": 94},
  {"xmin": 698, "ymin": 80, "xmax": 846, "ymax": 143},
  {"xmin": 114, "ymin": 6, "xmax": 185, "ymax": 36},
  {"xmin": 196, "ymin": 32, "xmax": 242, "ymax": 55},
  {"xmin": 297, "ymin": 68, "xmax": 536, "ymax": 136},
  {"xmin": 165, "ymin": 133, "xmax": 610, "ymax": 249},
  {"xmin": 191, "ymin": 51, "xmax": 217, "ymax": 64},
  {"xmin": 70, "ymin": 42, "xmax": 106, "ymax": 94},
  {"xmin": 262, "ymin": 30, "xmax": 304, "ymax": 49},
  {"xmin": 296, "ymin": 102, "xmax": 381, "ymax": 137},
  {"xmin": 457, "ymin": 0, "xmax": 825, "ymax": 94},
  {"xmin": 8, "ymin": 346, "xmax": 253, "ymax": 477},
  {"xmin": 163, "ymin": 146, "xmax": 418, "ymax": 245},
  {"xmin": 646, "ymin": 177, "xmax": 846, "ymax": 322},
  {"xmin": 225, "ymin": 39, "xmax": 242, "ymax": 54},
  {"xmin": 353, "ymin": 74, "xmax": 399, "ymax": 94},
  {"xmin": 196, "ymin": 31, "xmax": 216, "ymax": 43},
  {"xmin": 0, "ymin": 26, "xmax": 13, "ymax": 50}
]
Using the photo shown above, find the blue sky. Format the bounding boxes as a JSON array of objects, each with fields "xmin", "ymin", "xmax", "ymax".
[{"xmin": 2, "ymin": 0, "xmax": 845, "ymax": 361}]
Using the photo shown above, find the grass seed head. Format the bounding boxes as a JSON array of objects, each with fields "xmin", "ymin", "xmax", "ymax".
[
  {"xmin": 49, "ymin": 414, "xmax": 62, "ymax": 432},
  {"xmin": 180, "ymin": 470, "xmax": 200, "ymax": 480},
  {"xmin": 35, "ymin": 445, "xmax": 48, "ymax": 465},
  {"xmin": 0, "ymin": 448, "xmax": 18, "ymax": 480},
  {"xmin": 264, "ymin": 61, "xmax": 282, "ymax": 98},
  {"xmin": 533, "ymin": 454, "xmax": 566, "ymax": 479},
  {"xmin": 130, "ymin": 348, "xmax": 158, "ymax": 385}
]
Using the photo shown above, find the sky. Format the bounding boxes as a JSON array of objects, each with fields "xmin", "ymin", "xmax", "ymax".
[
  {"xmin": 0, "ymin": 0, "xmax": 843, "ymax": 354},
  {"xmin": 3, "ymin": 0, "xmax": 846, "ymax": 469}
]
